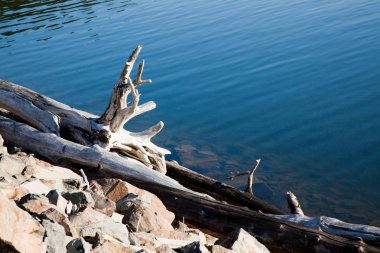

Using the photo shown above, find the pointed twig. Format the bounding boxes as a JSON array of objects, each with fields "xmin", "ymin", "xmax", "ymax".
[
  {"xmin": 134, "ymin": 60, "xmax": 152, "ymax": 86},
  {"xmin": 80, "ymin": 168, "xmax": 89, "ymax": 189},
  {"xmin": 246, "ymin": 159, "xmax": 261, "ymax": 196},
  {"xmin": 287, "ymin": 191, "xmax": 304, "ymax": 216}
]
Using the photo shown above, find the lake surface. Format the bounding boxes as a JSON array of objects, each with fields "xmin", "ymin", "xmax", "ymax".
[{"xmin": 1, "ymin": 0, "xmax": 380, "ymax": 225}]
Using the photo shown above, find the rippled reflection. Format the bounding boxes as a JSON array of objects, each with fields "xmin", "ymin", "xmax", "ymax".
[{"xmin": 0, "ymin": 0, "xmax": 130, "ymax": 40}]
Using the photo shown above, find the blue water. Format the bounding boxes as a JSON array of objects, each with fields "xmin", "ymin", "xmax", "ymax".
[{"xmin": 1, "ymin": 0, "xmax": 380, "ymax": 225}]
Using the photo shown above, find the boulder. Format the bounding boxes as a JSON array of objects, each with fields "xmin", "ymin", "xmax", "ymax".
[
  {"xmin": 91, "ymin": 178, "xmax": 174, "ymax": 224},
  {"xmin": 0, "ymin": 182, "xmax": 28, "ymax": 200},
  {"xmin": 47, "ymin": 189, "xmax": 69, "ymax": 214},
  {"xmin": 90, "ymin": 191, "xmax": 116, "ymax": 216},
  {"xmin": 21, "ymin": 179, "xmax": 52, "ymax": 195},
  {"xmin": 70, "ymin": 206, "xmax": 129, "ymax": 244},
  {"xmin": 0, "ymin": 193, "xmax": 46, "ymax": 253},
  {"xmin": 66, "ymin": 238, "xmax": 92, "ymax": 253},
  {"xmin": 118, "ymin": 193, "xmax": 174, "ymax": 232},
  {"xmin": 91, "ymin": 232, "xmax": 132, "ymax": 253},
  {"xmin": 111, "ymin": 212, "xmax": 124, "ymax": 223},
  {"xmin": 40, "ymin": 207, "xmax": 79, "ymax": 238},
  {"xmin": 151, "ymin": 229, "xmax": 207, "ymax": 248},
  {"xmin": 42, "ymin": 219, "xmax": 66, "ymax": 253},
  {"xmin": 209, "ymin": 245, "xmax": 234, "ymax": 253},
  {"xmin": 155, "ymin": 245, "xmax": 177, "ymax": 253},
  {"xmin": 18, "ymin": 193, "xmax": 52, "ymax": 214},
  {"xmin": 129, "ymin": 232, "xmax": 161, "ymax": 251},
  {"xmin": 216, "ymin": 228, "xmax": 270, "ymax": 253}
]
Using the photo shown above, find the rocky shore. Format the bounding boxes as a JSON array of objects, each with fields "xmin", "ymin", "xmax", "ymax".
[{"xmin": 0, "ymin": 134, "xmax": 269, "ymax": 253}]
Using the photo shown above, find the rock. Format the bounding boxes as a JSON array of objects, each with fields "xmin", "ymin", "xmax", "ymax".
[
  {"xmin": 66, "ymin": 238, "xmax": 92, "ymax": 253},
  {"xmin": 111, "ymin": 212, "xmax": 124, "ymax": 223},
  {"xmin": 91, "ymin": 178, "xmax": 174, "ymax": 224},
  {"xmin": 70, "ymin": 206, "xmax": 129, "ymax": 244},
  {"xmin": 0, "ymin": 151, "xmax": 29, "ymax": 176},
  {"xmin": 40, "ymin": 207, "xmax": 79, "ymax": 238},
  {"xmin": 0, "ymin": 182, "xmax": 28, "ymax": 200},
  {"xmin": 130, "ymin": 232, "xmax": 161, "ymax": 251},
  {"xmin": 91, "ymin": 232, "xmax": 132, "ymax": 253},
  {"xmin": 216, "ymin": 228, "xmax": 270, "ymax": 253},
  {"xmin": 118, "ymin": 194, "xmax": 174, "ymax": 232},
  {"xmin": 155, "ymin": 245, "xmax": 177, "ymax": 253},
  {"xmin": 21, "ymin": 179, "xmax": 52, "ymax": 195},
  {"xmin": 62, "ymin": 190, "xmax": 94, "ymax": 206},
  {"xmin": 151, "ymin": 229, "xmax": 207, "ymax": 248},
  {"xmin": 23, "ymin": 159, "xmax": 83, "ymax": 192},
  {"xmin": 42, "ymin": 219, "xmax": 66, "ymax": 253},
  {"xmin": 47, "ymin": 189, "xmax": 69, "ymax": 214},
  {"xmin": 90, "ymin": 191, "xmax": 116, "ymax": 216},
  {"xmin": 0, "ymin": 193, "xmax": 46, "ymax": 253},
  {"xmin": 18, "ymin": 193, "xmax": 52, "ymax": 214},
  {"xmin": 209, "ymin": 245, "xmax": 234, "ymax": 253},
  {"xmin": 176, "ymin": 241, "xmax": 210, "ymax": 253}
]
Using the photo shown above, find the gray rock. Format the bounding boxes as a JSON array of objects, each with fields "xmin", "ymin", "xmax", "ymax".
[
  {"xmin": 66, "ymin": 238, "xmax": 91, "ymax": 253},
  {"xmin": 47, "ymin": 190, "xmax": 69, "ymax": 214},
  {"xmin": 216, "ymin": 228, "xmax": 270, "ymax": 253},
  {"xmin": 40, "ymin": 207, "xmax": 79, "ymax": 238},
  {"xmin": 156, "ymin": 245, "xmax": 177, "ymax": 253},
  {"xmin": 90, "ymin": 191, "xmax": 116, "ymax": 217},
  {"xmin": 21, "ymin": 179, "xmax": 52, "ymax": 195},
  {"xmin": 208, "ymin": 245, "xmax": 234, "ymax": 253},
  {"xmin": 70, "ymin": 206, "xmax": 129, "ymax": 244},
  {"xmin": 62, "ymin": 190, "xmax": 94, "ymax": 206},
  {"xmin": 118, "ymin": 194, "xmax": 174, "ymax": 232},
  {"xmin": 42, "ymin": 219, "xmax": 66, "ymax": 253}
]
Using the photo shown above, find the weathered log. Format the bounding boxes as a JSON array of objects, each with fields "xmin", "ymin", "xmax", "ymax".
[
  {"xmin": 0, "ymin": 115, "xmax": 190, "ymax": 193},
  {"xmin": 0, "ymin": 78, "xmax": 284, "ymax": 215},
  {"xmin": 1, "ymin": 48, "xmax": 379, "ymax": 252}
]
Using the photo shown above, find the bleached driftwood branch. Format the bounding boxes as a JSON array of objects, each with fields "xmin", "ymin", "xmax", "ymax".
[{"xmin": 0, "ymin": 46, "xmax": 168, "ymax": 173}]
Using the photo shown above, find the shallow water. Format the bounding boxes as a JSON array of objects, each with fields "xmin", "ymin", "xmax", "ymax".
[{"xmin": 1, "ymin": 0, "xmax": 380, "ymax": 225}]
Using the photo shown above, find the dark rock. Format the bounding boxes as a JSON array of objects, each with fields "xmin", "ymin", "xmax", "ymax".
[
  {"xmin": 62, "ymin": 190, "xmax": 94, "ymax": 206},
  {"xmin": 46, "ymin": 190, "xmax": 69, "ymax": 214},
  {"xmin": 176, "ymin": 241, "xmax": 210, "ymax": 253},
  {"xmin": 66, "ymin": 238, "xmax": 91, "ymax": 253},
  {"xmin": 42, "ymin": 219, "xmax": 66, "ymax": 253}
]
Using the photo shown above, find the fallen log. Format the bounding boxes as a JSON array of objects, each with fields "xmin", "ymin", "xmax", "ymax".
[
  {"xmin": 0, "ymin": 74, "xmax": 283, "ymax": 214},
  {"xmin": 91, "ymin": 172, "xmax": 380, "ymax": 253},
  {"xmin": 1, "ymin": 46, "xmax": 380, "ymax": 252},
  {"xmin": 1, "ymin": 89, "xmax": 380, "ymax": 253}
]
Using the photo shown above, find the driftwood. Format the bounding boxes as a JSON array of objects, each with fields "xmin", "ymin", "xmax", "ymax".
[{"xmin": 1, "ymin": 46, "xmax": 380, "ymax": 252}]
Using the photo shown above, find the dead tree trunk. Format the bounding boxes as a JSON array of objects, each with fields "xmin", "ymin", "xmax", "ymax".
[{"xmin": 0, "ymin": 46, "xmax": 380, "ymax": 253}]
